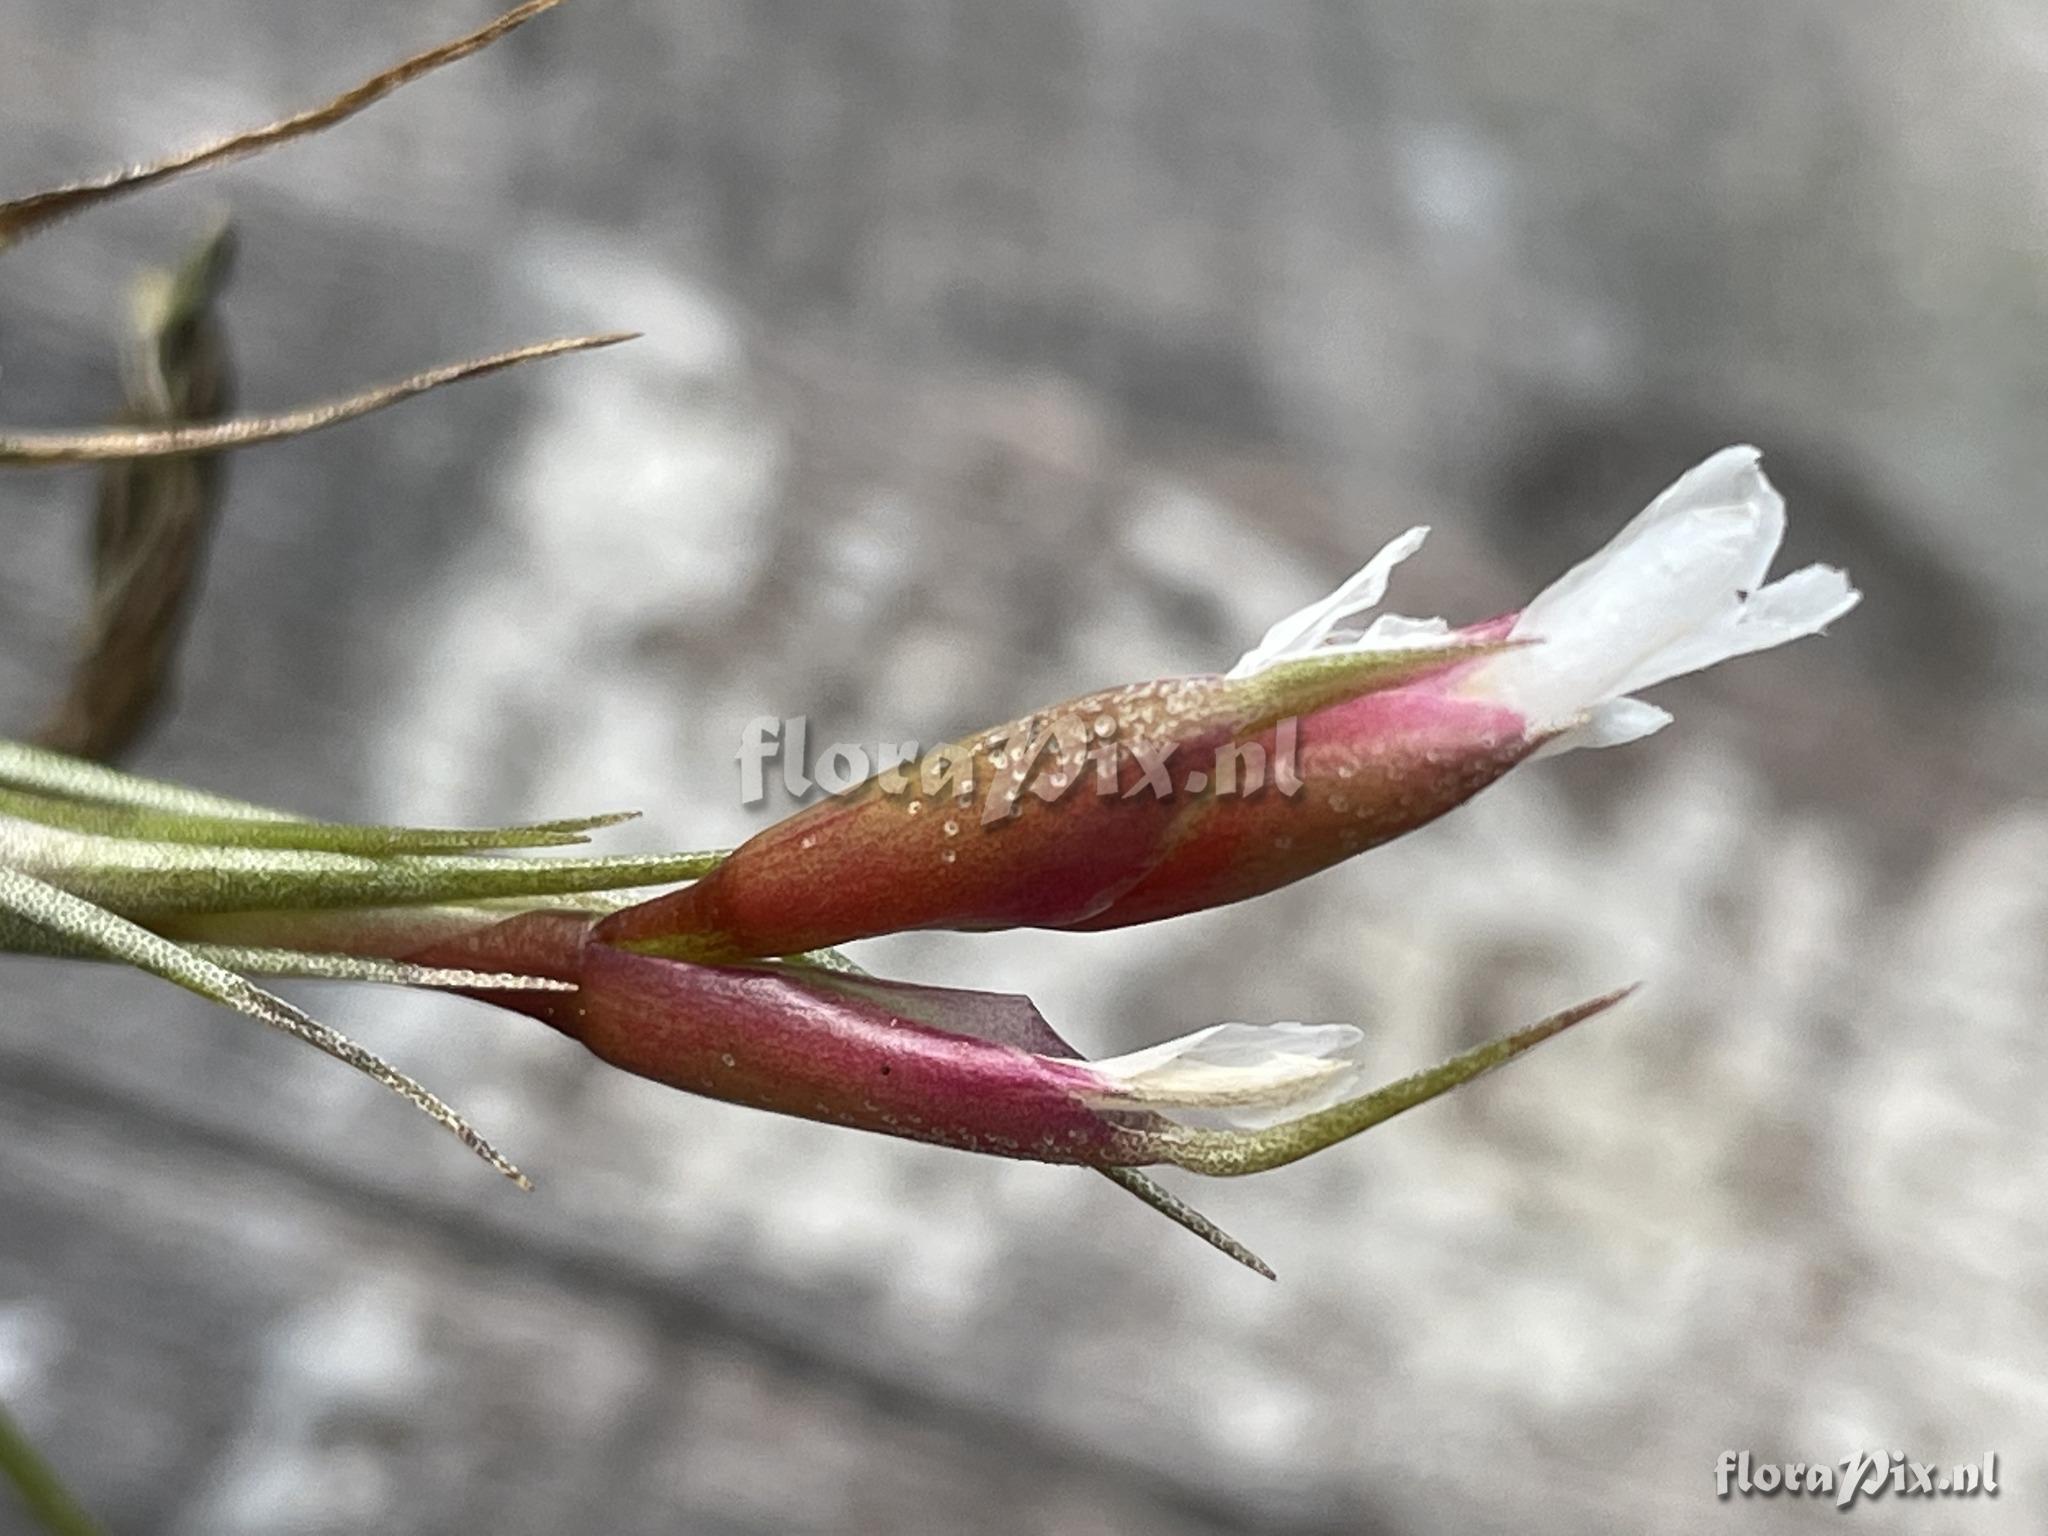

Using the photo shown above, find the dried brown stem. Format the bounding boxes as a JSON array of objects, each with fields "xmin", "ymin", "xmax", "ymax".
[
  {"xmin": 40, "ymin": 223, "xmax": 236, "ymax": 758},
  {"xmin": 0, "ymin": 0, "xmax": 565, "ymax": 251},
  {"xmin": 0, "ymin": 333, "xmax": 634, "ymax": 466}
]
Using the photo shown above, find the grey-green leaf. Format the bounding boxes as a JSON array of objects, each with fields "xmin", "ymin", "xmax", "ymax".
[
  {"xmin": 0, "ymin": 816, "xmax": 725, "ymax": 917},
  {"xmin": 1096, "ymin": 1166, "xmax": 1276, "ymax": 1279},
  {"xmin": 0, "ymin": 784, "xmax": 637, "ymax": 854},
  {"xmin": 0, "ymin": 864, "xmax": 529, "ymax": 1185}
]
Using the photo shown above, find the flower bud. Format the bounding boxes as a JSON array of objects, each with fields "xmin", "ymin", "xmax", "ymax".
[
  {"xmin": 599, "ymin": 646, "xmax": 1485, "ymax": 957},
  {"xmin": 1070, "ymin": 445, "xmax": 1857, "ymax": 930},
  {"xmin": 554, "ymin": 944, "xmax": 1630, "ymax": 1173},
  {"xmin": 605, "ymin": 445, "xmax": 1857, "ymax": 955}
]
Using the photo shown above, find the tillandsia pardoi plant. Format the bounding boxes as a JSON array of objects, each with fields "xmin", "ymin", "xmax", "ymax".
[{"xmin": 0, "ymin": 0, "xmax": 1863, "ymax": 1439}]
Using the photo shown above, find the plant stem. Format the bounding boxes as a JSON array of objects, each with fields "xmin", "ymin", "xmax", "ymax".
[{"xmin": 0, "ymin": 1398, "xmax": 107, "ymax": 1536}]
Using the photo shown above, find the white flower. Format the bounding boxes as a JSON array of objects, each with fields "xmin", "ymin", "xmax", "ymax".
[
  {"xmin": 1472, "ymin": 445, "xmax": 1860, "ymax": 750},
  {"xmin": 1226, "ymin": 527, "xmax": 1447, "ymax": 677},
  {"xmin": 1227, "ymin": 445, "xmax": 1860, "ymax": 754},
  {"xmin": 1084, "ymin": 1021, "xmax": 1368, "ymax": 1129}
]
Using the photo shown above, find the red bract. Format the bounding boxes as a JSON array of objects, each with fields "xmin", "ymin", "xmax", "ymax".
[
  {"xmin": 1064, "ymin": 678, "xmax": 1533, "ymax": 931},
  {"xmin": 598, "ymin": 646, "xmax": 1495, "ymax": 957},
  {"xmin": 565, "ymin": 951, "xmax": 1152, "ymax": 1163}
]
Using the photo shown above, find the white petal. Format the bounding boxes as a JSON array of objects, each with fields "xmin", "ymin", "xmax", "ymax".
[
  {"xmin": 1085, "ymin": 1021, "xmax": 1367, "ymax": 1130},
  {"xmin": 1226, "ymin": 528, "xmax": 1440, "ymax": 678},
  {"xmin": 1611, "ymin": 562, "xmax": 1860, "ymax": 693},
  {"xmin": 1529, "ymin": 696, "xmax": 1672, "ymax": 759},
  {"xmin": 1357, "ymin": 612, "xmax": 1454, "ymax": 648},
  {"xmin": 1466, "ymin": 445, "xmax": 1860, "ymax": 748}
]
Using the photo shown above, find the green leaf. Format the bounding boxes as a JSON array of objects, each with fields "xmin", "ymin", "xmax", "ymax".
[
  {"xmin": 178, "ymin": 946, "xmax": 578, "ymax": 992},
  {"xmin": 0, "ymin": 817, "xmax": 725, "ymax": 916},
  {"xmin": 0, "ymin": 1398, "xmax": 106, "ymax": 1536},
  {"xmin": 1096, "ymin": 1167, "xmax": 1275, "ymax": 1279},
  {"xmin": 0, "ymin": 915, "xmax": 577, "ymax": 990},
  {"xmin": 0, "ymin": 738, "xmax": 293, "ymax": 819},
  {"xmin": 0, "ymin": 864, "xmax": 529, "ymax": 1186},
  {"xmin": 0, "ymin": 782, "xmax": 637, "ymax": 854}
]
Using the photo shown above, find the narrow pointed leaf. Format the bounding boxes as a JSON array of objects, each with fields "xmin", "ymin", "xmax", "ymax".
[
  {"xmin": 0, "ymin": 0, "xmax": 564, "ymax": 249},
  {"xmin": 0, "ymin": 1398, "xmax": 106, "ymax": 1536},
  {"xmin": 0, "ymin": 738, "xmax": 292, "ymax": 819},
  {"xmin": 0, "ymin": 784, "xmax": 634, "ymax": 853},
  {"xmin": 0, "ymin": 865, "xmax": 528, "ymax": 1185},
  {"xmin": 0, "ymin": 335, "xmax": 634, "ymax": 466},
  {"xmin": 0, "ymin": 816, "xmax": 724, "ymax": 915},
  {"xmin": 179, "ymin": 946, "xmax": 576, "ymax": 991},
  {"xmin": 1096, "ymin": 1167, "xmax": 1275, "ymax": 1279},
  {"xmin": 153, "ymin": 902, "xmax": 599, "ymax": 957},
  {"xmin": 0, "ymin": 913, "xmax": 572, "ymax": 991}
]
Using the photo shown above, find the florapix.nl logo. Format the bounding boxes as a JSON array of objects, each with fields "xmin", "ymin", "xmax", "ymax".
[
  {"xmin": 737, "ymin": 712, "xmax": 1305, "ymax": 823},
  {"xmin": 1715, "ymin": 1450, "xmax": 1999, "ymax": 1509}
]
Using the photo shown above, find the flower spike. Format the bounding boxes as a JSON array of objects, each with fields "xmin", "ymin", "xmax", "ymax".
[{"xmin": 0, "ymin": 445, "xmax": 1839, "ymax": 1270}]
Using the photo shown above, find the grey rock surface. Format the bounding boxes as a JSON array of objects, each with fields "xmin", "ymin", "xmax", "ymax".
[{"xmin": 2, "ymin": 1, "xmax": 2045, "ymax": 1532}]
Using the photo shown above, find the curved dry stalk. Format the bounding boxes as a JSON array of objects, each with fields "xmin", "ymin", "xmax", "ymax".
[
  {"xmin": 0, "ymin": 864, "xmax": 530, "ymax": 1187},
  {"xmin": 0, "ymin": 334, "xmax": 635, "ymax": 466},
  {"xmin": 0, "ymin": 0, "xmax": 565, "ymax": 251}
]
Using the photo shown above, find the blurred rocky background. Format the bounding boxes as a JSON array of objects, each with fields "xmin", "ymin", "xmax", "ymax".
[{"xmin": 3, "ymin": 0, "xmax": 2046, "ymax": 1531}]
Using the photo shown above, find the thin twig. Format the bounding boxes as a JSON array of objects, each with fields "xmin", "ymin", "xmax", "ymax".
[
  {"xmin": 0, "ymin": 0, "xmax": 565, "ymax": 250},
  {"xmin": 0, "ymin": 334, "xmax": 635, "ymax": 465}
]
